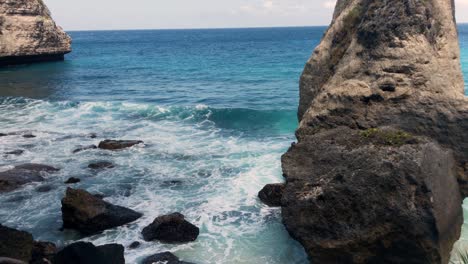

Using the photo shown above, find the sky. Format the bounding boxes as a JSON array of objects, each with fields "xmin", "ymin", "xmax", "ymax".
[{"xmin": 44, "ymin": 0, "xmax": 468, "ymax": 31}]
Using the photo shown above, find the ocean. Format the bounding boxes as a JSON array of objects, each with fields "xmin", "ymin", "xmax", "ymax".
[{"xmin": 0, "ymin": 26, "xmax": 467, "ymax": 263}]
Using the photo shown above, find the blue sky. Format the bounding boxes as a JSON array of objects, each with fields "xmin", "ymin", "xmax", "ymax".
[{"xmin": 45, "ymin": 0, "xmax": 468, "ymax": 31}]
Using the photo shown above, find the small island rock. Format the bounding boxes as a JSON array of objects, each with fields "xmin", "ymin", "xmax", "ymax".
[
  {"xmin": 98, "ymin": 140, "xmax": 143, "ymax": 150},
  {"xmin": 142, "ymin": 213, "xmax": 199, "ymax": 243},
  {"xmin": 61, "ymin": 188, "xmax": 142, "ymax": 235}
]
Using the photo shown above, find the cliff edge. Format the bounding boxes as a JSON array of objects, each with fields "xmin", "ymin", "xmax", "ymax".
[
  {"xmin": 278, "ymin": 0, "xmax": 468, "ymax": 263},
  {"xmin": 0, "ymin": 0, "xmax": 71, "ymax": 66}
]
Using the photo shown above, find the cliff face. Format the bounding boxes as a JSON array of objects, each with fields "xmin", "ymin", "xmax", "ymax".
[
  {"xmin": 0, "ymin": 0, "xmax": 71, "ymax": 66},
  {"xmin": 280, "ymin": 0, "xmax": 468, "ymax": 262}
]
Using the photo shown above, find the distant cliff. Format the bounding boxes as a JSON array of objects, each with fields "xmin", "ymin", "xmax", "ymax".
[
  {"xmin": 0, "ymin": 0, "xmax": 71, "ymax": 66},
  {"xmin": 277, "ymin": 0, "xmax": 468, "ymax": 263}
]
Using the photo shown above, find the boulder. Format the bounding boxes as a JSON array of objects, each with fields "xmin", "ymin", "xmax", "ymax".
[
  {"xmin": 22, "ymin": 134, "xmax": 36, "ymax": 138},
  {"xmin": 0, "ymin": 0, "xmax": 71, "ymax": 66},
  {"xmin": 258, "ymin": 183, "xmax": 284, "ymax": 207},
  {"xmin": 64, "ymin": 177, "xmax": 80, "ymax": 184},
  {"xmin": 30, "ymin": 241, "xmax": 56, "ymax": 264},
  {"xmin": 61, "ymin": 188, "xmax": 142, "ymax": 235},
  {"xmin": 72, "ymin": 145, "xmax": 97, "ymax": 154},
  {"xmin": 0, "ymin": 164, "xmax": 59, "ymax": 193},
  {"xmin": 128, "ymin": 241, "xmax": 140, "ymax": 249},
  {"xmin": 279, "ymin": 0, "xmax": 468, "ymax": 262},
  {"xmin": 142, "ymin": 213, "xmax": 199, "ymax": 243},
  {"xmin": 53, "ymin": 242, "xmax": 124, "ymax": 264},
  {"xmin": 98, "ymin": 140, "xmax": 143, "ymax": 150},
  {"xmin": 88, "ymin": 162, "xmax": 114, "ymax": 170},
  {"xmin": 141, "ymin": 252, "xmax": 195, "ymax": 264},
  {"xmin": 0, "ymin": 225, "xmax": 34, "ymax": 262},
  {"xmin": 282, "ymin": 127, "xmax": 463, "ymax": 263}
]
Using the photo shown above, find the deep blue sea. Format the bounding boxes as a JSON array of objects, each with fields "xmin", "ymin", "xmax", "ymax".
[{"xmin": 0, "ymin": 26, "xmax": 467, "ymax": 263}]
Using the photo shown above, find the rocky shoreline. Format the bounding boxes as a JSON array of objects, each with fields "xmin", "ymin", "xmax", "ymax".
[
  {"xmin": 0, "ymin": 136, "xmax": 200, "ymax": 263},
  {"xmin": 0, "ymin": 0, "xmax": 71, "ymax": 66}
]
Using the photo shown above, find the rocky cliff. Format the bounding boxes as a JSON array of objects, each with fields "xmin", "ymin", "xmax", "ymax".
[
  {"xmin": 0, "ymin": 0, "xmax": 71, "ymax": 66},
  {"xmin": 278, "ymin": 0, "xmax": 468, "ymax": 263}
]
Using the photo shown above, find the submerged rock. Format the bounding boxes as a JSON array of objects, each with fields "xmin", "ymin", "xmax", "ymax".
[
  {"xmin": 0, "ymin": 0, "xmax": 71, "ymax": 66},
  {"xmin": 35, "ymin": 185, "xmax": 53, "ymax": 193},
  {"xmin": 0, "ymin": 164, "xmax": 59, "ymax": 193},
  {"xmin": 142, "ymin": 213, "xmax": 199, "ymax": 243},
  {"xmin": 258, "ymin": 183, "xmax": 284, "ymax": 207},
  {"xmin": 98, "ymin": 140, "xmax": 143, "ymax": 150},
  {"xmin": 142, "ymin": 252, "xmax": 195, "ymax": 264},
  {"xmin": 64, "ymin": 177, "xmax": 80, "ymax": 184},
  {"xmin": 88, "ymin": 161, "xmax": 114, "ymax": 170},
  {"xmin": 278, "ymin": 0, "xmax": 467, "ymax": 262},
  {"xmin": 72, "ymin": 145, "xmax": 97, "ymax": 154},
  {"xmin": 128, "ymin": 241, "xmax": 141, "ymax": 249},
  {"xmin": 22, "ymin": 134, "xmax": 36, "ymax": 139},
  {"xmin": 4, "ymin": 150, "xmax": 24, "ymax": 156},
  {"xmin": 0, "ymin": 225, "xmax": 34, "ymax": 262},
  {"xmin": 53, "ymin": 242, "xmax": 124, "ymax": 264},
  {"xmin": 61, "ymin": 188, "xmax": 142, "ymax": 235}
]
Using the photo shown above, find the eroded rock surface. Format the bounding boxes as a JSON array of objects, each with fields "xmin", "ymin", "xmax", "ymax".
[
  {"xmin": 61, "ymin": 188, "xmax": 142, "ymax": 235},
  {"xmin": 280, "ymin": 0, "xmax": 467, "ymax": 262},
  {"xmin": 0, "ymin": 0, "xmax": 71, "ymax": 66},
  {"xmin": 0, "ymin": 225, "xmax": 33, "ymax": 262}
]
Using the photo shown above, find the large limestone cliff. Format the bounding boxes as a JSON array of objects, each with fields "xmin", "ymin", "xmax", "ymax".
[
  {"xmin": 0, "ymin": 0, "xmax": 71, "ymax": 66},
  {"xmin": 280, "ymin": 0, "xmax": 468, "ymax": 263}
]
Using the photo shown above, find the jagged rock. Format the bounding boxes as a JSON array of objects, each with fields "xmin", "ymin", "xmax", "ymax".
[
  {"xmin": 282, "ymin": 127, "xmax": 462, "ymax": 263},
  {"xmin": 280, "ymin": 0, "xmax": 467, "ymax": 262},
  {"xmin": 142, "ymin": 213, "xmax": 199, "ymax": 243},
  {"xmin": 141, "ymin": 252, "xmax": 195, "ymax": 264},
  {"xmin": 88, "ymin": 161, "xmax": 114, "ymax": 170},
  {"xmin": 0, "ymin": 225, "xmax": 34, "ymax": 262},
  {"xmin": 0, "ymin": 0, "xmax": 71, "ymax": 66},
  {"xmin": 61, "ymin": 188, "xmax": 142, "ymax": 235},
  {"xmin": 64, "ymin": 177, "xmax": 80, "ymax": 184},
  {"xmin": 0, "ymin": 164, "xmax": 59, "ymax": 193},
  {"xmin": 72, "ymin": 145, "xmax": 97, "ymax": 154},
  {"xmin": 258, "ymin": 183, "xmax": 284, "ymax": 207},
  {"xmin": 30, "ymin": 241, "xmax": 56, "ymax": 264},
  {"xmin": 98, "ymin": 140, "xmax": 143, "ymax": 150},
  {"xmin": 53, "ymin": 242, "xmax": 124, "ymax": 264}
]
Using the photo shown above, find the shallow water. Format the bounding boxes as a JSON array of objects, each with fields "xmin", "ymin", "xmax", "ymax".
[{"xmin": 0, "ymin": 26, "xmax": 467, "ymax": 263}]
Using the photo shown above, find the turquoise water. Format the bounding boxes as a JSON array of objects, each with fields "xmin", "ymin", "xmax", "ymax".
[{"xmin": 0, "ymin": 26, "xmax": 467, "ymax": 263}]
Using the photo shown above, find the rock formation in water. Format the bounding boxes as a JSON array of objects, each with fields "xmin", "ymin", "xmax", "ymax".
[
  {"xmin": 0, "ymin": 0, "xmax": 71, "ymax": 66},
  {"xmin": 277, "ymin": 0, "xmax": 468, "ymax": 263}
]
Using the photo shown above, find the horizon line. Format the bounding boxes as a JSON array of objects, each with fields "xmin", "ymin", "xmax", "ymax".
[{"xmin": 64, "ymin": 22, "xmax": 468, "ymax": 32}]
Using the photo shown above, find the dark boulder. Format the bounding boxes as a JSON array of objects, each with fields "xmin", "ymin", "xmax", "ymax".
[
  {"xmin": 0, "ymin": 225, "xmax": 34, "ymax": 262},
  {"xmin": 128, "ymin": 241, "xmax": 141, "ymax": 249},
  {"xmin": 88, "ymin": 162, "xmax": 114, "ymax": 170},
  {"xmin": 61, "ymin": 188, "xmax": 142, "ymax": 235},
  {"xmin": 30, "ymin": 241, "xmax": 56, "ymax": 264},
  {"xmin": 72, "ymin": 145, "xmax": 97, "ymax": 154},
  {"xmin": 281, "ymin": 127, "xmax": 463, "ymax": 263},
  {"xmin": 258, "ymin": 183, "xmax": 284, "ymax": 207},
  {"xmin": 98, "ymin": 140, "xmax": 143, "ymax": 150},
  {"xmin": 142, "ymin": 213, "xmax": 199, "ymax": 243},
  {"xmin": 64, "ymin": 177, "xmax": 80, "ymax": 184},
  {"xmin": 22, "ymin": 134, "xmax": 36, "ymax": 139},
  {"xmin": 0, "ymin": 133, "xmax": 7, "ymax": 137},
  {"xmin": 53, "ymin": 242, "xmax": 124, "ymax": 264},
  {"xmin": 0, "ymin": 164, "xmax": 59, "ymax": 193},
  {"xmin": 141, "ymin": 252, "xmax": 195, "ymax": 264}
]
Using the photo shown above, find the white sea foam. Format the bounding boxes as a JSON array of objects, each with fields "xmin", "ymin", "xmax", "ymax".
[{"xmin": 0, "ymin": 98, "xmax": 307, "ymax": 264}]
